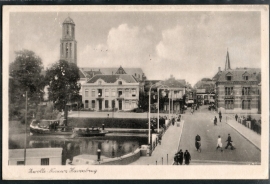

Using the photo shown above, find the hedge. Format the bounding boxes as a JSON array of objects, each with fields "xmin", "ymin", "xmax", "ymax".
[{"xmin": 68, "ymin": 118, "xmax": 149, "ymax": 129}]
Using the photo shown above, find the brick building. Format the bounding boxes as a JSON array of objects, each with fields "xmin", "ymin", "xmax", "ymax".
[{"xmin": 215, "ymin": 51, "xmax": 261, "ymax": 113}]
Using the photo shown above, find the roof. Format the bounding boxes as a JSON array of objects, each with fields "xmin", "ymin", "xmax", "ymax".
[
  {"xmin": 81, "ymin": 67, "xmax": 144, "ymax": 76},
  {"xmin": 87, "ymin": 74, "xmax": 138, "ymax": 83},
  {"xmin": 160, "ymin": 78, "xmax": 186, "ymax": 88},
  {"xmin": 63, "ymin": 17, "xmax": 75, "ymax": 24},
  {"xmin": 217, "ymin": 68, "xmax": 261, "ymax": 82}
]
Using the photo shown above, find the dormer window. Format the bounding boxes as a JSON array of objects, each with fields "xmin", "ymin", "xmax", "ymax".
[
  {"xmin": 118, "ymin": 81, "xmax": 122, "ymax": 85},
  {"xmin": 243, "ymin": 76, "xmax": 248, "ymax": 80},
  {"xmin": 98, "ymin": 81, "xmax": 102, "ymax": 85},
  {"xmin": 226, "ymin": 76, "xmax": 231, "ymax": 81}
]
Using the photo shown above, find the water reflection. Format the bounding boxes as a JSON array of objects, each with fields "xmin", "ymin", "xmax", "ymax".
[{"xmin": 9, "ymin": 134, "xmax": 147, "ymax": 165}]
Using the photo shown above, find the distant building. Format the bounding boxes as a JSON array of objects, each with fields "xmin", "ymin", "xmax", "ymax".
[
  {"xmin": 215, "ymin": 51, "xmax": 261, "ymax": 113},
  {"xmin": 9, "ymin": 148, "xmax": 62, "ymax": 165},
  {"xmin": 194, "ymin": 78, "xmax": 215, "ymax": 105},
  {"xmin": 81, "ymin": 66, "xmax": 140, "ymax": 111}
]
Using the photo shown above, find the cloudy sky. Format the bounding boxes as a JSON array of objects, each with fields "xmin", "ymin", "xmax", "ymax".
[{"xmin": 9, "ymin": 10, "xmax": 261, "ymax": 86}]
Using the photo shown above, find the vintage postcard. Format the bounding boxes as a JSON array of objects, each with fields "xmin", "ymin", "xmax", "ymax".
[{"xmin": 2, "ymin": 5, "xmax": 269, "ymax": 180}]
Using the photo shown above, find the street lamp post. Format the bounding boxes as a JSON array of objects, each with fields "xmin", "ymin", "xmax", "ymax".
[
  {"xmin": 157, "ymin": 85, "xmax": 169, "ymax": 133},
  {"xmin": 24, "ymin": 91, "xmax": 28, "ymax": 165}
]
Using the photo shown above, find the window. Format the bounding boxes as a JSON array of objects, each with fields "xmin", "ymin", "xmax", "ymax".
[
  {"xmin": 66, "ymin": 25, "xmax": 69, "ymax": 35},
  {"xmin": 132, "ymin": 89, "xmax": 136, "ymax": 97},
  {"xmin": 91, "ymin": 90, "xmax": 95, "ymax": 97},
  {"xmin": 17, "ymin": 161, "xmax": 24, "ymax": 165},
  {"xmin": 125, "ymin": 101, "xmax": 129, "ymax": 109},
  {"xmin": 91, "ymin": 100, "xmax": 95, "ymax": 108},
  {"xmin": 70, "ymin": 43, "xmax": 72, "ymax": 57},
  {"xmin": 112, "ymin": 100, "xmax": 115, "ymax": 108},
  {"xmin": 85, "ymin": 89, "xmax": 89, "ymax": 97},
  {"xmin": 132, "ymin": 101, "xmax": 136, "ymax": 108},
  {"xmin": 243, "ymin": 76, "xmax": 249, "ymax": 80},
  {"xmin": 118, "ymin": 81, "xmax": 122, "ymax": 85},
  {"xmin": 61, "ymin": 43, "xmax": 63, "ymax": 56},
  {"xmin": 125, "ymin": 89, "xmax": 129, "ymax": 97},
  {"xmin": 225, "ymin": 100, "xmax": 234, "ymax": 109},
  {"xmin": 105, "ymin": 89, "xmax": 109, "ymax": 97},
  {"xmin": 242, "ymin": 87, "xmax": 250, "ymax": 95},
  {"xmin": 118, "ymin": 91, "xmax": 122, "ymax": 97},
  {"xmin": 226, "ymin": 76, "xmax": 232, "ymax": 81},
  {"xmin": 105, "ymin": 100, "xmax": 109, "ymax": 108},
  {"xmin": 242, "ymin": 100, "xmax": 251, "ymax": 109},
  {"xmin": 85, "ymin": 100, "xmax": 89, "ymax": 108},
  {"xmin": 41, "ymin": 158, "xmax": 49, "ymax": 165},
  {"xmin": 98, "ymin": 81, "xmax": 102, "ymax": 85},
  {"xmin": 66, "ymin": 43, "xmax": 68, "ymax": 58},
  {"xmin": 98, "ymin": 89, "xmax": 102, "ymax": 97},
  {"xmin": 225, "ymin": 87, "xmax": 233, "ymax": 95},
  {"xmin": 111, "ymin": 89, "xmax": 116, "ymax": 97},
  {"xmin": 72, "ymin": 27, "xmax": 74, "ymax": 37}
]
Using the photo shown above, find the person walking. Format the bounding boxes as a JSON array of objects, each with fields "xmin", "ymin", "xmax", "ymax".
[
  {"xmin": 214, "ymin": 116, "xmax": 217, "ymax": 126},
  {"xmin": 219, "ymin": 114, "xmax": 222, "ymax": 122},
  {"xmin": 184, "ymin": 150, "xmax": 191, "ymax": 165},
  {"xmin": 216, "ymin": 135, "xmax": 223, "ymax": 152},
  {"xmin": 225, "ymin": 134, "xmax": 234, "ymax": 150},
  {"xmin": 195, "ymin": 134, "xmax": 201, "ymax": 152},
  {"xmin": 235, "ymin": 114, "xmax": 238, "ymax": 121},
  {"xmin": 174, "ymin": 153, "xmax": 178, "ymax": 165},
  {"xmin": 178, "ymin": 149, "xmax": 184, "ymax": 165}
]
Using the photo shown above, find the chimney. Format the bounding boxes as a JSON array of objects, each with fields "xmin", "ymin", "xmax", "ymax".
[{"xmin": 218, "ymin": 67, "xmax": 221, "ymax": 72}]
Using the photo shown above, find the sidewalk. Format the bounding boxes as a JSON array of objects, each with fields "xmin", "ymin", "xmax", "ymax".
[
  {"xmin": 226, "ymin": 117, "xmax": 261, "ymax": 150},
  {"xmin": 129, "ymin": 120, "xmax": 184, "ymax": 165}
]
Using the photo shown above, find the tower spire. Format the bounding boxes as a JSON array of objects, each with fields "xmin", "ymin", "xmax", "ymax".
[{"xmin": 225, "ymin": 49, "xmax": 231, "ymax": 71}]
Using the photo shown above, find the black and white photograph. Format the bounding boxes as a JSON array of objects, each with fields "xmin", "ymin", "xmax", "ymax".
[{"xmin": 2, "ymin": 5, "xmax": 269, "ymax": 180}]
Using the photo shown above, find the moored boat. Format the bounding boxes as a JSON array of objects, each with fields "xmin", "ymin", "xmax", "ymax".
[
  {"xmin": 72, "ymin": 127, "xmax": 109, "ymax": 137},
  {"xmin": 30, "ymin": 119, "xmax": 73, "ymax": 136}
]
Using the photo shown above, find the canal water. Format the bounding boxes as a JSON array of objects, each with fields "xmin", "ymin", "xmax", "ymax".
[{"xmin": 9, "ymin": 133, "xmax": 148, "ymax": 165}]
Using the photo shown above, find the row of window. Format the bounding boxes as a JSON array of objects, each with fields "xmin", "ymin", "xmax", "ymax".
[
  {"xmin": 61, "ymin": 42, "xmax": 73, "ymax": 58},
  {"xmin": 85, "ymin": 89, "xmax": 137, "ymax": 98},
  {"xmin": 225, "ymin": 100, "xmax": 251, "ymax": 109},
  {"xmin": 225, "ymin": 87, "xmax": 254, "ymax": 95},
  {"xmin": 226, "ymin": 76, "xmax": 249, "ymax": 81},
  {"xmin": 85, "ymin": 100, "xmax": 137, "ymax": 109},
  {"xmin": 17, "ymin": 158, "xmax": 49, "ymax": 165}
]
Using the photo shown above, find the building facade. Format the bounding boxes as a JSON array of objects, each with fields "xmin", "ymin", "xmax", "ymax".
[
  {"xmin": 81, "ymin": 71, "xmax": 140, "ymax": 111},
  {"xmin": 215, "ymin": 51, "xmax": 261, "ymax": 113}
]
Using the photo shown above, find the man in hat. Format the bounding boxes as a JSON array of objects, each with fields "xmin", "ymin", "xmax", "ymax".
[
  {"xmin": 184, "ymin": 150, "xmax": 191, "ymax": 165},
  {"xmin": 178, "ymin": 149, "xmax": 184, "ymax": 165},
  {"xmin": 225, "ymin": 134, "xmax": 234, "ymax": 150}
]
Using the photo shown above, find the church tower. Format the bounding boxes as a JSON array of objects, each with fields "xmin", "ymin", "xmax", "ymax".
[
  {"xmin": 60, "ymin": 17, "xmax": 77, "ymax": 64},
  {"xmin": 225, "ymin": 49, "xmax": 231, "ymax": 71}
]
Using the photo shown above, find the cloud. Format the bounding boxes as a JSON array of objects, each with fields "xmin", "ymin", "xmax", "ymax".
[{"xmin": 79, "ymin": 24, "xmax": 155, "ymax": 68}]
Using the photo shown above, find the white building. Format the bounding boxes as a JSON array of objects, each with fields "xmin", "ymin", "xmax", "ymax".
[
  {"xmin": 81, "ymin": 67, "xmax": 140, "ymax": 111},
  {"xmin": 9, "ymin": 148, "xmax": 62, "ymax": 165}
]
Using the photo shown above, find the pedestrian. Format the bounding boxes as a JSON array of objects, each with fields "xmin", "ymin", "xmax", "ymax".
[
  {"xmin": 174, "ymin": 153, "xmax": 178, "ymax": 165},
  {"xmin": 214, "ymin": 116, "xmax": 217, "ymax": 125},
  {"xmin": 219, "ymin": 114, "xmax": 222, "ymax": 122},
  {"xmin": 178, "ymin": 149, "xmax": 184, "ymax": 165},
  {"xmin": 235, "ymin": 114, "xmax": 238, "ymax": 121},
  {"xmin": 184, "ymin": 150, "xmax": 191, "ymax": 165},
  {"xmin": 225, "ymin": 134, "xmax": 234, "ymax": 150},
  {"xmin": 216, "ymin": 135, "xmax": 223, "ymax": 152}
]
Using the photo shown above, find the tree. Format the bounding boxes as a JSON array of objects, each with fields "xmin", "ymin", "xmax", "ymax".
[
  {"xmin": 9, "ymin": 50, "xmax": 45, "ymax": 121},
  {"xmin": 137, "ymin": 91, "xmax": 149, "ymax": 111},
  {"xmin": 45, "ymin": 60, "xmax": 81, "ymax": 123}
]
